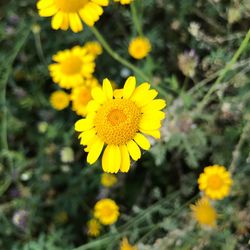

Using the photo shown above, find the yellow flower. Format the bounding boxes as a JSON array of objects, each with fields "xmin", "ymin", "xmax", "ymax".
[
  {"xmin": 120, "ymin": 237, "xmax": 138, "ymax": 250},
  {"xmin": 198, "ymin": 165, "xmax": 233, "ymax": 200},
  {"xmin": 37, "ymin": 0, "xmax": 109, "ymax": 33},
  {"xmin": 114, "ymin": 0, "xmax": 133, "ymax": 5},
  {"xmin": 101, "ymin": 173, "xmax": 117, "ymax": 187},
  {"xmin": 75, "ymin": 76, "xmax": 166, "ymax": 173},
  {"xmin": 87, "ymin": 219, "xmax": 101, "ymax": 237},
  {"xmin": 190, "ymin": 198, "xmax": 217, "ymax": 228},
  {"xmin": 128, "ymin": 37, "xmax": 151, "ymax": 60},
  {"xmin": 84, "ymin": 41, "xmax": 103, "ymax": 57},
  {"xmin": 94, "ymin": 198, "xmax": 119, "ymax": 225},
  {"xmin": 49, "ymin": 46, "xmax": 95, "ymax": 89},
  {"xmin": 50, "ymin": 90, "xmax": 70, "ymax": 110}
]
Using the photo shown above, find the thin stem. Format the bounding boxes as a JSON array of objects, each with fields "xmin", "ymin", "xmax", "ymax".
[
  {"xmin": 130, "ymin": 1, "xmax": 143, "ymax": 36},
  {"xmin": 229, "ymin": 120, "xmax": 250, "ymax": 174},
  {"xmin": 90, "ymin": 26, "xmax": 150, "ymax": 81},
  {"xmin": 196, "ymin": 29, "xmax": 250, "ymax": 113},
  {"xmin": 34, "ymin": 31, "xmax": 47, "ymax": 67}
]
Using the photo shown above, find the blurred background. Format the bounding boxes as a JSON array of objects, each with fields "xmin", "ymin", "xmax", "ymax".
[{"xmin": 0, "ymin": 0, "xmax": 250, "ymax": 249}]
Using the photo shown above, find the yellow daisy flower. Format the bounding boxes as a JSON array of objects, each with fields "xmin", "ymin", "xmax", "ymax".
[
  {"xmin": 49, "ymin": 46, "xmax": 95, "ymax": 89},
  {"xmin": 37, "ymin": 0, "xmax": 109, "ymax": 33},
  {"xmin": 101, "ymin": 173, "xmax": 118, "ymax": 188},
  {"xmin": 84, "ymin": 41, "xmax": 103, "ymax": 58},
  {"xmin": 120, "ymin": 237, "xmax": 138, "ymax": 250},
  {"xmin": 190, "ymin": 198, "xmax": 217, "ymax": 228},
  {"xmin": 94, "ymin": 198, "xmax": 119, "ymax": 225},
  {"xmin": 114, "ymin": 0, "xmax": 134, "ymax": 5},
  {"xmin": 128, "ymin": 37, "xmax": 151, "ymax": 60},
  {"xmin": 198, "ymin": 165, "xmax": 233, "ymax": 200},
  {"xmin": 50, "ymin": 90, "xmax": 70, "ymax": 110},
  {"xmin": 87, "ymin": 218, "xmax": 101, "ymax": 237},
  {"xmin": 75, "ymin": 76, "xmax": 166, "ymax": 173},
  {"xmin": 71, "ymin": 78, "xmax": 99, "ymax": 116}
]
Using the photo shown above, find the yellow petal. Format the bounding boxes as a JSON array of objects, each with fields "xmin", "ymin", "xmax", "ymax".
[
  {"xmin": 119, "ymin": 145, "xmax": 130, "ymax": 172},
  {"xmin": 143, "ymin": 111, "xmax": 166, "ymax": 121},
  {"xmin": 134, "ymin": 133, "xmax": 151, "ymax": 150},
  {"xmin": 127, "ymin": 140, "xmax": 141, "ymax": 161},
  {"xmin": 130, "ymin": 82, "xmax": 150, "ymax": 101},
  {"xmin": 92, "ymin": 87, "xmax": 106, "ymax": 104},
  {"xmin": 91, "ymin": 0, "xmax": 109, "ymax": 6},
  {"xmin": 139, "ymin": 118, "xmax": 161, "ymax": 131},
  {"xmin": 37, "ymin": 0, "xmax": 54, "ymax": 9},
  {"xmin": 39, "ymin": 5, "xmax": 58, "ymax": 17},
  {"xmin": 87, "ymin": 100, "xmax": 100, "ymax": 113},
  {"xmin": 69, "ymin": 13, "xmax": 83, "ymax": 33},
  {"xmin": 142, "ymin": 99, "xmax": 166, "ymax": 113},
  {"xmin": 75, "ymin": 118, "xmax": 93, "ymax": 132},
  {"xmin": 51, "ymin": 11, "xmax": 64, "ymax": 30},
  {"xmin": 79, "ymin": 128, "xmax": 96, "ymax": 145},
  {"xmin": 140, "ymin": 129, "xmax": 161, "ymax": 139},
  {"xmin": 87, "ymin": 138, "xmax": 104, "ymax": 164},
  {"xmin": 123, "ymin": 76, "xmax": 136, "ymax": 99},
  {"xmin": 102, "ymin": 145, "xmax": 121, "ymax": 173},
  {"xmin": 133, "ymin": 89, "xmax": 158, "ymax": 107},
  {"xmin": 102, "ymin": 78, "xmax": 113, "ymax": 100}
]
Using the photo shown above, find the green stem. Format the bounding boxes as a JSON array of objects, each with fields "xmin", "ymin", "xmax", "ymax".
[
  {"xmin": 196, "ymin": 29, "xmax": 250, "ymax": 113},
  {"xmin": 0, "ymin": 21, "xmax": 30, "ymax": 165},
  {"xmin": 90, "ymin": 26, "xmax": 150, "ymax": 81},
  {"xmin": 131, "ymin": 1, "xmax": 143, "ymax": 36},
  {"xmin": 34, "ymin": 31, "xmax": 47, "ymax": 67}
]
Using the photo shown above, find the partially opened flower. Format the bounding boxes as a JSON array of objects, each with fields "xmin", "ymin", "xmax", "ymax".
[
  {"xmin": 114, "ymin": 0, "xmax": 134, "ymax": 5},
  {"xmin": 94, "ymin": 198, "xmax": 119, "ymax": 225},
  {"xmin": 128, "ymin": 37, "xmax": 151, "ymax": 60},
  {"xmin": 50, "ymin": 90, "xmax": 70, "ymax": 110},
  {"xmin": 198, "ymin": 165, "xmax": 233, "ymax": 200},
  {"xmin": 120, "ymin": 237, "xmax": 138, "ymax": 250},
  {"xmin": 84, "ymin": 41, "xmax": 103, "ymax": 58},
  {"xmin": 190, "ymin": 198, "xmax": 217, "ymax": 228},
  {"xmin": 75, "ymin": 76, "xmax": 166, "ymax": 173},
  {"xmin": 71, "ymin": 78, "xmax": 99, "ymax": 116},
  {"xmin": 37, "ymin": 0, "xmax": 109, "ymax": 33},
  {"xmin": 87, "ymin": 219, "xmax": 101, "ymax": 237},
  {"xmin": 101, "ymin": 173, "xmax": 117, "ymax": 187},
  {"xmin": 49, "ymin": 46, "xmax": 95, "ymax": 89}
]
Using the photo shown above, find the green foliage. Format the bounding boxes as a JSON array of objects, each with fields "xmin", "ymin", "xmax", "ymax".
[{"xmin": 0, "ymin": 0, "xmax": 250, "ymax": 249}]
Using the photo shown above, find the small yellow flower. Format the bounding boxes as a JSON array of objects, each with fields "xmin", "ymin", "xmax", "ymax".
[
  {"xmin": 101, "ymin": 173, "xmax": 117, "ymax": 188},
  {"xmin": 50, "ymin": 90, "xmax": 70, "ymax": 110},
  {"xmin": 190, "ymin": 198, "xmax": 217, "ymax": 228},
  {"xmin": 94, "ymin": 198, "xmax": 119, "ymax": 225},
  {"xmin": 120, "ymin": 237, "xmax": 138, "ymax": 250},
  {"xmin": 75, "ymin": 77, "xmax": 166, "ymax": 173},
  {"xmin": 114, "ymin": 0, "xmax": 134, "ymax": 5},
  {"xmin": 71, "ymin": 78, "xmax": 99, "ymax": 116},
  {"xmin": 84, "ymin": 41, "xmax": 103, "ymax": 58},
  {"xmin": 49, "ymin": 46, "xmax": 95, "ymax": 89},
  {"xmin": 37, "ymin": 0, "xmax": 109, "ymax": 33},
  {"xmin": 128, "ymin": 37, "xmax": 151, "ymax": 60},
  {"xmin": 87, "ymin": 219, "xmax": 101, "ymax": 237},
  {"xmin": 198, "ymin": 165, "xmax": 233, "ymax": 200},
  {"xmin": 54, "ymin": 211, "xmax": 68, "ymax": 224}
]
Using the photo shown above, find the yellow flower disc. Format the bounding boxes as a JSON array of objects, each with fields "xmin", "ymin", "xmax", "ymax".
[
  {"xmin": 50, "ymin": 90, "xmax": 70, "ymax": 110},
  {"xmin": 37, "ymin": 0, "xmax": 109, "ymax": 32},
  {"xmin": 128, "ymin": 37, "xmax": 151, "ymax": 60},
  {"xmin": 101, "ymin": 173, "xmax": 117, "ymax": 188},
  {"xmin": 190, "ymin": 198, "xmax": 217, "ymax": 228},
  {"xmin": 94, "ymin": 198, "xmax": 119, "ymax": 225},
  {"xmin": 49, "ymin": 46, "xmax": 95, "ymax": 89},
  {"xmin": 75, "ymin": 76, "xmax": 166, "ymax": 173},
  {"xmin": 198, "ymin": 165, "xmax": 233, "ymax": 200},
  {"xmin": 87, "ymin": 219, "xmax": 101, "ymax": 237}
]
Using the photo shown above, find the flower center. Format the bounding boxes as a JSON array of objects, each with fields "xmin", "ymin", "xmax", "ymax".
[
  {"xmin": 61, "ymin": 55, "xmax": 83, "ymax": 75},
  {"xmin": 78, "ymin": 88, "xmax": 92, "ymax": 106},
  {"xmin": 54, "ymin": 0, "xmax": 89, "ymax": 12},
  {"xmin": 94, "ymin": 99, "xmax": 142, "ymax": 145},
  {"xmin": 101, "ymin": 206, "xmax": 114, "ymax": 217},
  {"xmin": 207, "ymin": 174, "xmax": 223, "ymax": 189}
]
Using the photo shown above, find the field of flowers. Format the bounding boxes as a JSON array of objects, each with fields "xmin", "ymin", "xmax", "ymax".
[{"xmin": 0, "ymin": 0, "xmax": 250, "ymax": 249}]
